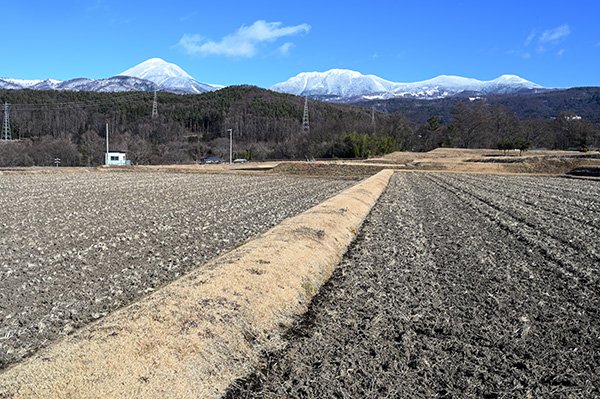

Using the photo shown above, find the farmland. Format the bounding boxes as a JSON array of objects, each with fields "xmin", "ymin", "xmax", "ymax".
[
  {"xmin": 1, "ymin": 163, "xmax": 599, "ymax": 398},
  {"xmin": 0, "ymin": 172, "xmax": 353, "ymax": 369},
  {"xmin": 227, "ymin": 172, "xmax": 600, "ymax": 398}
]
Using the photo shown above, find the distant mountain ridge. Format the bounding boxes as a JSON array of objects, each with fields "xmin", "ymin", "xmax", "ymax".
[
  {"xmin": 0, "ymin": 76, "xmax": 159, "ymax": 92},
  {"xmin": 271, "ymin": 69, "xmax": 544, "ymax": 101},
  {"xmin": 1, "ymin": 60, "xmax": 545, "ymax": 99},
  {"xmin": 0, "ymin": 58, "xmax": 218, "ymax": 94}
]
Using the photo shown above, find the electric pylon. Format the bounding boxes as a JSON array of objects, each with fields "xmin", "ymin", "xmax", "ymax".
[
  {"xmin": 151, "ymin": 91, "xmax": 158, "ymax": 119},
  {"xmin": 2, "ymin": 102, "xmax": 11, "ymax": 140},
  {"xmin": 302, "ymin": 96, "xmax": 310, "ymax": 132}
]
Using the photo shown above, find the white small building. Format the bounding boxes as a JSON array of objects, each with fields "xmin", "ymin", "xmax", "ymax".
[{"xmin": 105, "ymin": 151, "xmax": 131, "ymax": 166}]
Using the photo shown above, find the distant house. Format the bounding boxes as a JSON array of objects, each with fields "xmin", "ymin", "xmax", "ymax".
[
  {"xmin": 199, "ymin": 156, "xmax": 224, "ymax": 164},
  {"xmin": 105, "ymin": 151, "xmax": 131, "ymax": 166}
]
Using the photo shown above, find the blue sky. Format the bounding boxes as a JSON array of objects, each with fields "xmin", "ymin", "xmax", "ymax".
[{"xmin": 4, "ymin": 0, "xmax": 600, "ymax": 88}]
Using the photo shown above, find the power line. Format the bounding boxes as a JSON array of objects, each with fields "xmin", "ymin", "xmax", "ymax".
[{"xmin": 8, "ymin": 92, "xmax": 154, "ymax": 111}]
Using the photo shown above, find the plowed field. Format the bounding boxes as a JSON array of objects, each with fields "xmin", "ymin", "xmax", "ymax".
[
  {"xmin": 0, "ymin": 172, "xmax": 353, "ymax": 369},
  {"xmin": 227, "ymin": 173, "xmax": 600, "ymax": 398}
]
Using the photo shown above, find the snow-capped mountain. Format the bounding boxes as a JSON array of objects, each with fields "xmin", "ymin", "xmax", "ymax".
[
  {"xmin": 57, "ymin": 76, "xmax": 159, "ymax": 92},
  {"xmin": 0, "ymin": 61, "xmax": 542, "ymax": 99},
  {"xmin": 0, "ymin": 78, "xmax": 62, "ymax": 89},
  {"xmin": 271, "ymin": 69, "xmax": 397, "ymax": 98},
  {"xmin": 0, "ymin": 79, "xmax": 28, "ymax": 90},
  {"xmin": 271, "ymin": 69, "xmax": 543, "ymax": 101},
  {"xmin": 0, "ymin": 76, "xmax": 159, "ymax": 92},
  {"xmin": 118, "ymin": 58, "xmax": 215, "ymax": 94},
  {"xmin": 0, "ymin": 58, "xmax": 218, "ymax": 94}
]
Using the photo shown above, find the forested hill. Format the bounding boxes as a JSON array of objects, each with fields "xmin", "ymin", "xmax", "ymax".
[
  {"xmin": 0, "ymin": 86, "xmax": 412, "ymax": 166},
  {"xmin": 354, "ymin": 87, "xmax": 600, "ymax": 125},
  {"xmin": 0, "ymin": 85, "xmax": 598, "ymax": 167}
]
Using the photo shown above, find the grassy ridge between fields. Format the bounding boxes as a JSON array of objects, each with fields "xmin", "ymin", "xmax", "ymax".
[{"xmin": 0, "ymin": 169, "xmax": 393, "ymax": 399}]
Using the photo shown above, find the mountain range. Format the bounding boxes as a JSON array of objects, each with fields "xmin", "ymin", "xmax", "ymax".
[
  {"xmin": 0, "ymin": 58, "xmax": 545, "ymax": 100},
  {"xmin": 271, "ymin": 69, "xmax": 543, "ymax": 101},
  {"xmin": 0, "ymin": 58, "xmax": 218, "ymax": 94}
]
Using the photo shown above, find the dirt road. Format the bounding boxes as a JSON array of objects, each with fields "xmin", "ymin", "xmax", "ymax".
[{"xmin": 227, "ymin": 172, "xmax": 600, "ymax": 398}]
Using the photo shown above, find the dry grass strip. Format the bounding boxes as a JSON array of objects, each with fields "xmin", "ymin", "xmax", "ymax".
[{"xmin": 0, "ymin": 169, "xmax": 394, "ymax": 399}]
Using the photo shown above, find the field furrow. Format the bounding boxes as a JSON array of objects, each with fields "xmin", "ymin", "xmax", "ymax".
[
  {"xmin": 424, "ymin": 174, "xmax": 600, "ymax": 294},
  {"xmin": 444, "ymin": 173, "xmax": 600, "ymax": 226},
  {"xmin": 0, "ymin": 172, "xmax": 353, "ymax": 369},
  {"xmin": 227, "ymin": 172, "xmax": 600, "ymax": 398}
]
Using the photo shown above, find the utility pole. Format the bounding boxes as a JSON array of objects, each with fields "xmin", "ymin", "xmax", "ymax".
[
  {"xmin": 302, "ymin": 97, "xmax": 310, "ymax": 132},
  {"xmin": 371, "ymin": 105, "xmax": 375, "ymax": 125},
  {"xmin": 151, "ymin": 91, "xmax": 158, "ymax": 119},
  {"xmin": 371, "ymin": 105, "xmax": 376, "ymax": 134},
  {"xmin": 2, "ymin": 102, "xmax": 11, "ymax": 140},
  {"xmin": 228, "ymin": 128, "xmax": 233, "ymax": 164},
  {"xmin": 105, "ymin": 123, "xmax": 109, "ymax": 165}
]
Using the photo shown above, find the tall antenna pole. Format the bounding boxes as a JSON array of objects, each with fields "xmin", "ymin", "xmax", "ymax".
[
  {"xmin": 371, "ymin": 105, "xmax": 375, "ymax": 125},
  {"xmin": 105, "ymin": 122, "xmax": 109, "ymax": 165},
  {"xmin": 2, "ymin": 102, "xmax": 11, "ymax": 140},
  {"xmin": 371, "ymin": 105, "xmax": 376, "ymax": 134},
  {"xmin": 151, "ymin": 91, "xmax": 158, "ymax": 119},
  {"xmin": 228, "ymin": 128, "xmax": 233, "ymax": 164},
  {"xmin": 302, "ymin": 97, "xmax": 310, "ymax": 132}
]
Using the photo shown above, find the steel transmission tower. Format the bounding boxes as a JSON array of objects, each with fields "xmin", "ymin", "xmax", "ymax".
[
  {"xmin": 151, "ymin": 91, "xmax": 158, "ymax": 119},
  {"xmin": 2, "ymin": 102, "xmax": 11, "ymax": 140},
  {"xmin": 302, "ymin": 97, "xmax": 310, "ymax": 132}
]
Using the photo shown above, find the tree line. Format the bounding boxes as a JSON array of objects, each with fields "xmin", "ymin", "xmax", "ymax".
[
  {"xmin": 411, "ymin": 101, "xmax": 598, "ymax": 152},
  {"xmin": 0, "ymin": 86, "xmax": 597, "ymax": 167}
]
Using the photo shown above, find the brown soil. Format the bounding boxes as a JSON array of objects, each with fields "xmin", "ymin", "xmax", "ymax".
[
  {"xmin": 0, "ymin": 171, "xmax": 393, "ymax": 399},
  {"xmin": 226, "ymin": 172, "xmax": 600, "ymax": 398},
  {"xmin": 0, "ymin": 173, "xmax": 353, "ymax": 370},
  {"xmin": 271, "ymin": 162, "xmax": 392, "ymax": 178}
]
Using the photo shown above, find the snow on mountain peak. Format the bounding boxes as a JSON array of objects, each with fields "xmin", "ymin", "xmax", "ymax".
[
  {"xmin": 272, "ymin": 69, "xmax": 395, "ymax": 98},
  {"xmin": 117, "ymin": 58, "xmax": 217, "ymax": 93},
  {"xmin": 490, "ymin": 74, "xmax": 541, "ymax": 86},
  {"xmin": 119, "ymin": 58, "xmax": 195, "ymax": 83},
  {"xmin": 272, "ymin": 69, "xmax": 542, "ymax": 100},
  {"xmin": 0, "ymin": 58, "xmax": 218, "ymax": 94}
]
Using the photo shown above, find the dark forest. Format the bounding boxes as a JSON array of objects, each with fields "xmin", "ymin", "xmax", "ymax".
[{"xmin": 0, "ymin": 86, "xmax": 598, "ymax": 166}]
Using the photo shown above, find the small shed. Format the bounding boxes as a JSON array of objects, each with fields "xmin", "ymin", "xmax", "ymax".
[{"xmin": 105, "ymin": 151, "xmax": 131, "ymax": 166}]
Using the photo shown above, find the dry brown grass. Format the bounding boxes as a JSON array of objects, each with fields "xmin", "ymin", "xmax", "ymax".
[
  {"xmin": 0, "ymin": 170, "xmax": 393, "ymax": 399},
  {"xmin": 370, "ymin": 148, "xmax": 600, "ymax": 175},
  {"xmin": 3, "ymin": 147, "xmax": 597, "ymax": 178}
]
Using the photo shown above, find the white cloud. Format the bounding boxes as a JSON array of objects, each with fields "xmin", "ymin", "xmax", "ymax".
[
  {"xmin": 277, "ymin": 42, "xmax": 295, "ymax": 56},
  {"xmin": 177, "ymin": 20, "xmax": 311, "ymax": 57},
  {"xmin": 513, "ymin": 25, "xmax": 570, "ymax": 58},
  {"xmin": 506, "ymin": 49, "xmax": 531, "ymax": 59},
  {"xmin": 179, "ymin": 11, "xmax": 198, "ymax": 22},
  {"xmin": 539, "ymin": 25, "xmax": 570, "ymax": 44},
  {"xmin": 524, "ymin": 30, "xmax": 536, "ymax": 46},
  {"xmin": 86, "ymin": 0, "xmax": 109, "ymax": 12}
]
